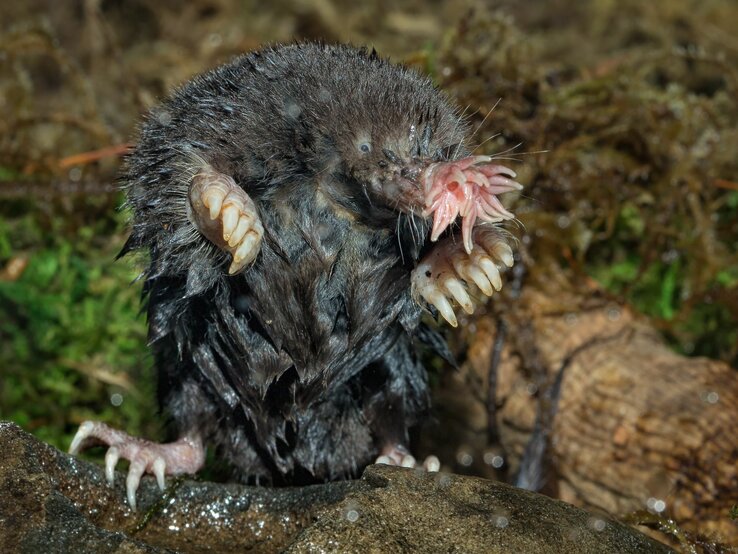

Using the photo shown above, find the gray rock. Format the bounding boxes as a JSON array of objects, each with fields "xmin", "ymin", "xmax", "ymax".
[{"xmin": 0, "ymin": 422, "xmax": 673, "ymax": 553}]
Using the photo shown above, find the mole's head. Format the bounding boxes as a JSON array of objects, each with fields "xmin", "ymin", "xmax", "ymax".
[{"xmin": 305, "ymin": 46, "xmax": 470, "ymax": 226}]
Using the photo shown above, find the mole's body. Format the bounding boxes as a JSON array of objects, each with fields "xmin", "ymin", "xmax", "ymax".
[
  {"xmin": 145, "ymin": 174, "xmax": 431, "ymax": 484},
  {"xmin": 71, "ymin": 43, "xmax": 521, "ymax": 505}
]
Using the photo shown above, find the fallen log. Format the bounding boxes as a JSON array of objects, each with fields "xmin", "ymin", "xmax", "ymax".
[{"xmin": 423, "ymin": 276, "xmax": 738, "ymax": 548}]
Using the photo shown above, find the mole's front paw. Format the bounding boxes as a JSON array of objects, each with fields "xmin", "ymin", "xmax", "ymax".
[
  {"xmin": 69, "ymin": 421, "xmax": 205, "ymax": 510},
  {"xmin": 411, "ymin": 226, "xmax": 514, "ymax": 326},
  {"xmin": 188, "ymin": 165, "xmax": 264, "ymax": 274},
  {"xmin": 375, "ymin": 444, "xmax": 440, "ymax": 472}
]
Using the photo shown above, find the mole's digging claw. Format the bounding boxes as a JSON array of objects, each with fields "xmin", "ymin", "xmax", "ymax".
[
  {"xmin": 375, "ymin": 444, "xmax": 441, "ymax": 473},
  {"xmin": 411, "ymin": 227, "xmax": 513, "ymax": 326},
  {"xmin": 423, "ymin": 455, "xmax": 441, "ymax": 472},
  {"xmin": 69, "ymin": 420, "xmax": 205, "ymax": 510},
  {"xmin": 188, "ymin": 165, "xmax": 264, "ymax": 274}
]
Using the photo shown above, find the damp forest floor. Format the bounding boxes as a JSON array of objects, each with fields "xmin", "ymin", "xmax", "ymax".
[{"xmin": 1, "ymin": 0, "xmax": 736, "ymax": 472}]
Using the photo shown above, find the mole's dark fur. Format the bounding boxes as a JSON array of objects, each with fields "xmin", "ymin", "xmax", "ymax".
[{"xmin": 122, "ymin": 43, "xmax": 466, "ymax": 484}]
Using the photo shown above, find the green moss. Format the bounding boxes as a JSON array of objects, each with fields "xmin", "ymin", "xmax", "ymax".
[
  {"xmin": 437, "ymin": 2, "xmax": 738, "ymax": 363},
  {"xmin": 0, "ymin": 199, "xmax": 157, "ymax": 452}
]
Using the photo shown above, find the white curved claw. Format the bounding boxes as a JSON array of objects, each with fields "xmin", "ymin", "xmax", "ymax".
[
  {"xmin": 400, "ymin": 454, "xmax": 417, "ymax": 468},
  {"xmin": 105, "ymin": 446, "xmax": 120, "ymax": 485},
  {"xmin": 189, "ymin": 164, "xmax": 264, "ymax": 275},
  {"xmin": 153, "ymin": 457, "xmax": 167, "ymax": 491},
  {"xmin": 491, "ymin": 241, "xmax": 514, "ymax": 267},
  {"xmin": 412, "ymin": 227, "xmax": 514, "ymax": 325},
  {"xmin": 203, "ymin": 185, "xmax": 227, "ymax": 220},
  {"xmin": 69, "ymin": 421, "xmax": 94, "ymax": 455},
  {"xmin": 473, "ymin": 253, "xmax": 502, "ymax": 291},
  {"xmin": 444, "ymin": 277, "xmax": 474, "ymax": 314},
  {"xmin": 221, "ymin": 204, "xmax": 239, "ymax": 239},
  {"xmin": 230, "ymin": 231, "xmax": 261, "ymax": 274},
  {"xmin": 375, "ymin": 445, "xmax": 442, "ymax": 473},
  {"xmin": 229, "ymin": 217, "xmax": 250, "ymax": 248},
  {"xmin": 428, "ymin": 290, "xmax": 458, "ymax": 327},
  {"xmin": 424, "ymin": 455, "xmax": 441, "ymax": 472},
  {"xmin": 127, "ymin": 460, "xmax": 147, "ymax": 510}
]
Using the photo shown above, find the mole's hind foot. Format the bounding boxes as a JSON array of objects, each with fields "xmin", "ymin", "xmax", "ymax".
[
  {"xmin": 188, "ymin": 165, "xmax": 264, "ymax": 274},
  {"xmin": 411, "ymin": 226, "xmax": 513, "ymax": 327},
  {"xmin": 375, "ymin": 444, "xmax": 440, "ymax": 472},
  {"xmin": 69, "ymin": 421, "xmax": 205, "ymax": 510}
]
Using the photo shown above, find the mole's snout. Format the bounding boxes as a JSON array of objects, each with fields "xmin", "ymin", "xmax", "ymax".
[{"xmin": 372, "ymin": 157, "xmax": 432, "ymax": 214}]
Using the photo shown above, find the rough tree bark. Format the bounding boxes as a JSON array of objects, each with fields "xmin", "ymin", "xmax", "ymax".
[{"xmin": 422, "ymin": 272, "xmax": 738, "ymax": 547}]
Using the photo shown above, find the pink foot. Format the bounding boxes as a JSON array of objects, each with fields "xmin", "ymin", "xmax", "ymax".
[
  {"xmin": 421, "ymin": 155, "xmax": 522, "ymax": 253},
  {"xmin": 411, "ymin": 226, "xmax": 514, "ymax": 327},
  {"xmin": 375, "ymin": 444, "xmax": 440, "ymax": 472},
  {"xmin": 69, "ymin": 421, "xmax": 205, "ymax": 509}
]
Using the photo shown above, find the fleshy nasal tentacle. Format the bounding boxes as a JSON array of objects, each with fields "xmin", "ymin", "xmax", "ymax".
[{"xmin": 421, "ymin": 156, "xmax": 522, "ymax": 250}]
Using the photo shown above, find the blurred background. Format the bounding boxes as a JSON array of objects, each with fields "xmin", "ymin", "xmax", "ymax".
[{"xmin": 1, "ymin": 0, "xmax": 737, "ymax": 543}]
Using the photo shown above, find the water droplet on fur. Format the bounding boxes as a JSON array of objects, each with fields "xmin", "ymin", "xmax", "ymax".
[
  {"xmin": 318, "ymin": 87, "xmax": 332, "ymax": 103},
  {"xmin": 234, "ymin": 294, "xmax": 250, "ymax": 313},
  {"xmin": 156, "ymin": 110, "xmax": 172, "ymax": 125},
  {"xmin": 285, "ymin": 101, "xmax": 302, "ymax": 119}
]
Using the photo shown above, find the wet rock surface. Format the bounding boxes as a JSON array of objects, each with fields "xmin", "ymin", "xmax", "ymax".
[{"xmin": 0, "ymin": 422, "xmax": 673, "ymax": 553}]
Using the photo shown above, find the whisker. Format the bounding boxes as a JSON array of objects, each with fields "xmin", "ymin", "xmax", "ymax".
[
  {"xmin": 451, "ymin": 105, "xmax": 475, "ymax": 160},
  {"xmin": 488, "ymin": 149, "xmax": 550, "ymax": 164},
  {"xmin": 469, "ymin": 132, "xmax": 502, "ymax": 154},
  {"xmin": 362, "ymin": 184, "xmax": 373, "ymax": 206},
  {"xmin": 396, "ymin": 214, "xmax": 405, "ymax": 264},
  {"xmin": 487, "ymin": 156, "xmax": 524, "ymax": 163},
  {"xmin": 470, "ymin": 98, "xmax": 501, "ymax": 141},
  {"xmin": 410, "ymin": 208, "xmax": 420, "ymax": 248},
  {"xmin": 510, "ymin": 218, "xmax": 527, "ymax": 232},
  {"xmin": 490, "ymin": 141, "xmax": 523, "ymax": 158},
  {"xmin": 510, "ymin": 149, "xmax": 550, "ymax": 156}
]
